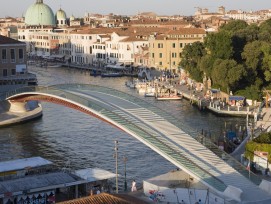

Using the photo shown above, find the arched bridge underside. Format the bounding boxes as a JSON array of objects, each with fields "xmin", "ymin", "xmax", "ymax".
[{"xmin": 5, "ymin": 84, "xmax": 271, "ymax": 203}]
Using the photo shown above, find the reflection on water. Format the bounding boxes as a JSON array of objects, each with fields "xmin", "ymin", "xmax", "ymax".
[{"xmin": 0, "ymin": 66, "xmax": 247, "ymax": 189}]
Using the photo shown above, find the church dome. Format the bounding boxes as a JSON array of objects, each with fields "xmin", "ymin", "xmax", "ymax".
[
  {"xmin": 70, "ymin": 15, "xmax": 75, "ymax": 21},
  {"xmin": 56, "ymin": 8, "xmax": 67, "ymax": 20},
  {"xmin": 25, "ymin": 0, "xmax": 55, "ymax": 26}
]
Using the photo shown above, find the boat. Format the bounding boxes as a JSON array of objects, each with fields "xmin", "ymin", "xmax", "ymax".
[
  {"xmin": 47, "ymin": 63, "xmax": 62, "ymax": 68},
  {"xmin": 145, "ymin": 92, "xmax": 155, "ymax": 97},
  {"xmin": 101, "ymin": 72, "xmax": 123, "ymax": 77},
  {"xmin": 156, "ymin": 94, "xmax": 183, "ymax": 100},
  {"xmin": 105, "ymin": 63, "xmax": 125, "ymax": 70},
  {"xmin": 90, "ymin": 70, "xmax": 100, "ymax": 77}
]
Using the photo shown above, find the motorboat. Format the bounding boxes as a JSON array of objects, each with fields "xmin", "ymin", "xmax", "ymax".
[
  {"xmin": 156, "ymin": 94, "xmax": 183, "ymax": 100},
  {"xmin": 145, "ymin": 92, "xmax": 155, "ymax": 97},
  {"xmin": 47, "ymin": 63, "xmax": 62, "ymax": 68},
  {"xmin": 101, "ymin": 72, "xmax": 123, "ymax": 77},
  {"xmin": 105, "ymin": 63, "xmax": 125, "ymax": 70}
]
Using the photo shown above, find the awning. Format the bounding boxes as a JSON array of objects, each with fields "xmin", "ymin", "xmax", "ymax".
[
  {"xmin": 210, "ymin": 89, "xmax": 220, "ymax": 93},
  {"xmin": 75, "ymin": 168, "xmax": 116, "ymax": 182},
  {"xmin": 229, "ymin": 96, "xmax": 245, "ymax": 101}
]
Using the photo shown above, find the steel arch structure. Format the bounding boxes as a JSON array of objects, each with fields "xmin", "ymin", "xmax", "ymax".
[{"xmin": 4, "ymin": 84, "xmax": 271, "ymax": 203}]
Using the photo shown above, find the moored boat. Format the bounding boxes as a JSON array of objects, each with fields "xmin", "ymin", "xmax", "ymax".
[
  {"xmin": 101, "ymin": 72, "xmax": 123, "ymax": 77},
  {"xmin": 47, "ymin": 63, "xmax": 62, "ymax": 68},
  {"xmin": 156, "ymin": 94, "xmax": 183, "ymax": 100}
]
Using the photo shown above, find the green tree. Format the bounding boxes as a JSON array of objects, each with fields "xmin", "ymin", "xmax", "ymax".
[
  {"xmin": 199, "ymin": 55, "xmax": 214, "ymax": 77},
  {"xmin": 259, "ymin": 19, "xmax": 271, "ymax": 43},
  {"xmin": 180, "ymin": 41, "xmax": 206, "ymax": 81},
  {"xmin": 211, "ymin": 59, "xmax": 245, "ymax": 92},
  {"xmin": 220, "ymin": 20, "xmax": 248, "ymax": 33},
  {"xmin": 205, "ymin": 31, "xmax": 233, "ymax": 60},
  {"xmin": 242, "ymin": 41, "xmax": 271, "ymax": 84},
  {"xmin": 232, "ymin": 24, "xmax": 259, "ymax": 62}
]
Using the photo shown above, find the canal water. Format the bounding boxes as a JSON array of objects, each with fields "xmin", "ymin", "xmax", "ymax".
[{"xmin": 0, "ymin": 66, "xmax": 247, "ymax": 190}]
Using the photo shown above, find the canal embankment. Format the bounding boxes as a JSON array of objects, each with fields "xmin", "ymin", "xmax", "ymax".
[{"xmin": 0, "ymin": 100, "xmax": 42, "ymax": 127}]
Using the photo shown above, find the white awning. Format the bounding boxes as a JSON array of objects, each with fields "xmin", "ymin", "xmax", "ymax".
[{"xmin": 74, "ymin": 168, "xmax": 116, "ymax": 182}]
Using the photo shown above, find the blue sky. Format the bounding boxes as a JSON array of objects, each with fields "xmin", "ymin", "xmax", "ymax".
[{"xmin": 1, "ymin": 0, "xmax": 270, "ymax": 18}]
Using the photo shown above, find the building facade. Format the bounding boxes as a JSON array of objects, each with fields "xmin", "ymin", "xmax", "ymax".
[
  {"xmin": 0, "ymin": 35, "xmax": 36, "ymax": 86},
  {"xmin": 148, "ymin": 28, "xmax": 206, "ymax": 73}
]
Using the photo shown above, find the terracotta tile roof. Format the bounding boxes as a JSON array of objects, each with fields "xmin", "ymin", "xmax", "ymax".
[
  {"xmin": 167, "ymin": 28, "xmax": 206, "ymax": 35},
  {"xmin": 0, "ymin": 35, "xmax": 25, "ymax": 45},
  {"xmin": 58, "ymin": 193, "xmax": 150, "ymax": 204},
  {"xmin": 71, "ymin": 28, "xmax": 120, "ymax": 35},
  {"xmin": 119, "ymin": 35, "xmax": 148, "ymax": 42}
]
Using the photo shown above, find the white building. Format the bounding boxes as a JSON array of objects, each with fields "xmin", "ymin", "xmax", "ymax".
[{"xmin": 105, "ymin": 31, "xmax": 149, "ymax": 65}]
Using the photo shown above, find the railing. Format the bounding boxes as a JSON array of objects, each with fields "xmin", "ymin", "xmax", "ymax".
[{"xmin": 2, "ymin": 84, "xmax": 263, "ymax": 189}]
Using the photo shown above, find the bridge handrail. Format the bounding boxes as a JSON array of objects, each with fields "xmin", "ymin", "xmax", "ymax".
[
  {"xmin": 4, "ymin": 84, "xmax": 228, "ymax": 192},
  {"xmin": 195, "ymin": 134, "xmax": 262, "ymax": 185},
  {"xmin": 5, "ymin": 84, "xmax": 263, "ymax": 188}
]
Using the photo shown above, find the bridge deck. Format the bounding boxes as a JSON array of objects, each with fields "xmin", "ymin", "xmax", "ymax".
[{"xmin": 5, "ymin": 84, "xmax": 271, "ymax": 203}]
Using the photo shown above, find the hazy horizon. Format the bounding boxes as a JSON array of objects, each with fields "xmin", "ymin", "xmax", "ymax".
[{"xmin": 1, "ymin": 0, "xmax": 270, "ymax": 18}]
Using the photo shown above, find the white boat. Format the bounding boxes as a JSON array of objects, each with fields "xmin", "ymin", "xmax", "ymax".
[
  {"xmin": 156, "ymin": 94, "xmax": 183, "ymax": 100},
  {"xmin": 105, "ymin": 63, "xmax": 125, "ymax": 70},
  {"xmin": 145, "ymin": 92, "xmax": 155, "ymax": 97}
]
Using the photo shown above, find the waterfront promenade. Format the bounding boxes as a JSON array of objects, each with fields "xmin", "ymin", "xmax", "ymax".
[{"xmin": 155, "ymin": 78, "xmax": 259, "ymax": 117}]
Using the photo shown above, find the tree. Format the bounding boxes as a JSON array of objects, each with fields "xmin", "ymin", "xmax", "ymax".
[
  {"xmin": 259, "ymin": 19, "xmax": 271, "ymax": 42},
  {"xmin": 211, "ymin": 59, "xmax": 245, "ymax": 92},
  {"xmin": 242, "ymin": 41, "xmax": 271, "ymax": 84},
  {"xmin": 220, "ymin": 20, "xmax": 248, "ymax": 33},
  {"xmin": 204, "ymin": 31, "xmax": 233, "ymax": 60},
  {"xmin": 180, "ymin": 41, "xmax": 206, "ymax": 81},
  {"xmin": 199, "ymin": 55, "xmax": 214, "ymax": 78}
]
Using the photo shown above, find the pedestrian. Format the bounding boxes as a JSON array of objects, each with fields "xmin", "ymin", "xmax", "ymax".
[{"xmin": 131, "ymin": 180, "xmax": 137, "ymax": 192}]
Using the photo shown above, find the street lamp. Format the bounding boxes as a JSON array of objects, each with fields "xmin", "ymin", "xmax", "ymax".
[
  {"xmin": 123, "ymin": 156, "xmax": 128, "ymax": 191},
  {"xmin": 114, "ymin": 140, "xmax": 119, "ymax": 193}
]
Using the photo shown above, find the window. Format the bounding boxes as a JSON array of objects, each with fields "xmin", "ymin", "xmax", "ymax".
[
  {"xmin": 179, "ymin": 52, "xmax": 182, "ymax": 58},
  {"xmin": 3, "ymin": 69, "xmax": 7, "ymax": 77},
  {"xmin": 172, "ymin": 52, "xmax": 177, "ymax": 58},
  {"xmin": 158, "ymin": 43, "xmax": 163, "ymax": 48},
  {"xmin": 152, "ymin": 53, "xmax": 154, "ymax": 58},
  {"xmin": 180, "ymin": 43, "xmax": 183, "ymax": 48},
  {"xmin": 19, "ymin": 49, "xmax": 24, "ymax": 61},
  {"xmin": 159, "ymin": 62, "xmax": 162, "ymax": 66},
  {"xmin": 159, "ymin": 53, "xmax": 163, "ymax": 58},
  {"xmin": 11, "ymin": 69, "xmax": 16, "ymax": 75},
  {"xmin": 1, "ymin": 49, "xmax": 7, "ymax": 63},
  {"xmin": 10, "ymin": 49, "xmax": 15, "ymax": 62},
  {"xmin": 172, "ymin": 43, "xmax": 176, "ymax": 48}
]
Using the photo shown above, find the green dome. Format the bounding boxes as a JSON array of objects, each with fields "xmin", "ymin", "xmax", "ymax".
[
  {"xmin": 56, "ymin": 9, "xmax": 67, "ymax": 20},
  {"xmin": 25, "ymin": 0, "xmax": 55, "ymax": 26}
]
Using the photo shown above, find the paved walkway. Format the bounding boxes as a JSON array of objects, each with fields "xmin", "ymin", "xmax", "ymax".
[
  {"xmin": 0, "ymin": 100, "xmax": 42, "ymax": 127},
  {"xmin": 256, "ymin": 108, "xmax": 271, "ymax": 132},
  {"xmin": 156, "ymin": 79, "xmax": 258, "ymax": 117}
]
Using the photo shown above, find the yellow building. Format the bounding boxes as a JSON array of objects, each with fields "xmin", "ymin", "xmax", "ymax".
[{"xmin": 148, "ymin": 28, "xmax": 206, "ymax": 73}]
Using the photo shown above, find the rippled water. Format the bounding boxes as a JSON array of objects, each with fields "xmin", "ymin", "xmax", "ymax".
[{"xmin": 0, "ymin": 66, "xmax": 247, "ymax": 189}]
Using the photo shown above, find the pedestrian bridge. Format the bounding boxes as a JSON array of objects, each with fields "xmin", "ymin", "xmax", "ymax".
[{"xmin": 4, "ymin": 84, "xmax": 271, "ymax": 203}]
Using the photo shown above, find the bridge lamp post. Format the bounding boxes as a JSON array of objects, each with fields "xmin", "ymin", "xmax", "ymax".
[
  {"xmin": 114, "ymin": 140, "xmax": 119, "ymax": 193},
  {"xmin": 123, "ymin": 156, "xmax": 128, "ymax": 191}
]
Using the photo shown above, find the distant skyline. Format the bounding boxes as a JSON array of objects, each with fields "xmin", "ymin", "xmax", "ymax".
[{"xmin": 1, "ymin": 0, "xmax": 271, "ymax": 18}]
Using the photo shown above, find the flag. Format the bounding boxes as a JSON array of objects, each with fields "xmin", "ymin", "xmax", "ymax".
[{"xmin": 246, "ymin": 160, "xmax": 250, "ymax": 171}]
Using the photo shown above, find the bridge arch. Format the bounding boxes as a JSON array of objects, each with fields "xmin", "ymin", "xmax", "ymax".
[{"xmin": 4, "ymin": 84, "xmax": 270, "ymax": 203}]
